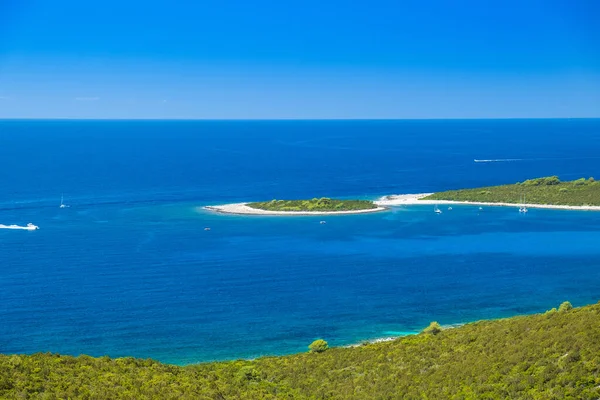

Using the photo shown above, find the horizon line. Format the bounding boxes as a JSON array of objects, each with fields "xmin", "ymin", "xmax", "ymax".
[{"xmin": 0, "ymin": 117, "xmax": 598, "ymax": 122}]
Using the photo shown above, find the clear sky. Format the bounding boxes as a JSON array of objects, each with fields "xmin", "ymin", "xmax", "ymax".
[{"xmin": 0, "ymin": 0, "xmax": 598, "ymax": 119}]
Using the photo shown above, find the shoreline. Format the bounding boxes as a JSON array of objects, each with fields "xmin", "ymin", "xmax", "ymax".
[
  {"xmin": 203, "ymin": 203, "xmax": 388, "ymax": 216},
  {"xmin": 205, "ymin": 194, "xmax": 600, "ymax": 216},
  {"xmin": 375, "ymin": 193, "xmax": 600, "ymax": 211}
]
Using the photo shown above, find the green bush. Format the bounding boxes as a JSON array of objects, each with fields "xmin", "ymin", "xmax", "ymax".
[
  {"xmin": 422, "ymin": 321, "xmax": 443, "ymax": 335},
  {"xmin": 558, "ymin": 301, "xmax": 573, "ymax": 312},
  {"xmin": 236, "ymin": 365, "xmax": 260, "ymax": 382},
  {"xmin": 308, "ymin": 339, "xmax": 329, "ymax": 353}
]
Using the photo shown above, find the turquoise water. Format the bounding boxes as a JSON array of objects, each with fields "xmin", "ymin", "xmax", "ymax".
[{"xmin": 0, "ymin": 119, "xmax": 599, "ymax": 364}]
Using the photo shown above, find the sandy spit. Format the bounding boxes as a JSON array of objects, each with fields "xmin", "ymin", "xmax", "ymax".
[{"xmin": 204, "ymin": 203, "xmax": 388, "ymax": 216}]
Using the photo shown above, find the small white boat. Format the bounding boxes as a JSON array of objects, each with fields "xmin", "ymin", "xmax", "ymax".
[
  {"xmin": 478, "ymin": 207, "xmax": 483, "ymax": 211},
  {"xmin": 519, "ymin": 195, "xmax": 528, "ymax": 213},
  {"xmin": 59, "ymin": 194, "xmax": 70, "ymax": 209},
  {"xmin": 434, "ymin": 205, "xmax": 442, "ymax": 214},
  {"xmin": 320, "ymin": 220, "xmax": 327, "ymax": 224},
  {"xmin": 0, "ymin": 223, "xmax": 39, "ymax": 230},
  {"xmin": 204, "ymin": 227, "xmax": 211, "ymax": 231},
  {"xmin": 447, "ymin": 207, "xmax": 453, "ymax": 211}
]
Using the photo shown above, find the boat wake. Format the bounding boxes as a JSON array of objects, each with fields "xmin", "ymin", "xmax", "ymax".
[
  {"xmin": 0, "ymin": 223, "xmax": 39, "ymax": 231},
  {"xmin": 474, "ymin": 158, "xmax": 523, "ymax": 163}
]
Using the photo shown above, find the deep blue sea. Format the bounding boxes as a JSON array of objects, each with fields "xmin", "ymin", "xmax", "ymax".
[{"xmin": 1, "ymin": 119, "xmax": 599, "ymax": 365}]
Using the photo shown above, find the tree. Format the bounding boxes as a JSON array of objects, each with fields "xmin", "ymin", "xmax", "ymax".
[
  {"xmin": 308, "ymin": 339, "xmax": 329, "ymax": 353},
  {"xmin": 423, "ymin": 321, "xmax": 442, "ymax": 335},
  {"xmin": 558, "ymin": 301, "xmax": 573, "ymax": 313},
  {"xmin": 236, "ymin": 366, "xmax": 260, "ymax": 382}
]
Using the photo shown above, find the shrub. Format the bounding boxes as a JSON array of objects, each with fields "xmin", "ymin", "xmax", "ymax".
[
  {"xmin": 308, "ymin": 339, "xmax": 329, "ymax": 353},
  {"xmin": 236, "ymin": 366, "xmax": 260, "ymax": 382},
  {"xmin": 558, "ymin": 301, "xmax": 573, "ymax": 313},
  {"xmin": 423, "ymin": 321, "xmax": 442, "ymax": 335},
  {"xmin": 544, "ymin": 176, "xmax": 561, "ymax": 185},
  {"xmin": 523, "ymin": 176, "xmax": 561, "ymax": 186}
]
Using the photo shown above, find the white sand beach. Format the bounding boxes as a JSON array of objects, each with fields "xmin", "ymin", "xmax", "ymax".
[
  {"xmin": 374, "ymin": 194, "xmax": 600, "ymax": 211},
  {"xmin": 204, "ymin": 203, "xmax": 387, "ymax": 216}
]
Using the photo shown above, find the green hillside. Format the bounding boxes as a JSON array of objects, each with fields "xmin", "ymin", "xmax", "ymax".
[
  {"xmin": 2, "ymin": 301, "xmax": 600, "ymax": 399},
  {"xmin": 423, "ymin": 176, "xmax": 600, "ymax": 206}
]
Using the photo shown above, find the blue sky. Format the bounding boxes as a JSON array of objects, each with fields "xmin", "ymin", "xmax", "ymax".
[{"xmin": 0, "ymin": 0, "xmax": 598, "ymax": 119}]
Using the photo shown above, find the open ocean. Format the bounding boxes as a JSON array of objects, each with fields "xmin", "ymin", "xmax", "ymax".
[{"xmin": 1, "ymin": 119, "xmax": 599, "ymax": 365}]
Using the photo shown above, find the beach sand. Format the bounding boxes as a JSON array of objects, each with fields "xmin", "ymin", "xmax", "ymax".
[{"xmin": 204, "ymin": 203, "xmax": 387, "ymax": 216}]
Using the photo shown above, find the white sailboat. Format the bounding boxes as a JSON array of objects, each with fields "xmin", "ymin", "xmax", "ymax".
[
  {"xmin": 434, "ymin": 205, "xmax": 442, "ymax": 214},
  {"xmin": 59, "ymin": 194, "xmax": 70, "ymax": 209}
]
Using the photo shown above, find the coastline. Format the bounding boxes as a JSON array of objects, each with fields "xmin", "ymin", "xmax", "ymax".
[
  {"xmin": 375, "ymin": 193, "xmax": 600, "ymax": 211},
  {"xmin": 205, "ymin": 194, "xmax": 600, "ymax": 216},
  {"xmin": 204, "ymin": 203, "xmax": 388, "ymax": 216}
]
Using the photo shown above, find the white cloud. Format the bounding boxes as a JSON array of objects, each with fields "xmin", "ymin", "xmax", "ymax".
[{"xmin": 75, "ymin": 97, "xmax": 100, "ymax": 101}]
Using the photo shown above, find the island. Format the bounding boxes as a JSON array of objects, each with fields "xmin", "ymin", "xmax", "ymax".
[
  {"xmin": 377, "ymin": 176, "xmax": 600, "ymax": 211},
  {"xmin": 205, "ymin": 197, "xmax": 386, "ymax": 215},
  {"xmin": 1, "ymin": 301, "xmax": 598, "ymax": 398}
]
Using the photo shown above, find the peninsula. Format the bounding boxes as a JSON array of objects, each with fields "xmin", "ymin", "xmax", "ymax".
[
  {"xmin": 377, "ymin": 176, "xmax": 600, "ymax": 211},
  {"xmin": 206, "ymin": 197, "xmax": 386, "ymax": 215}
]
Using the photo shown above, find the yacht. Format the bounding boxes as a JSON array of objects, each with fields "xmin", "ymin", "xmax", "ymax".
[
  {"xmin": 519, "ymin": 195, "xmax": 528, "ymax": 213},
  {"xmin": 26, "ymin": 223, "xmax": 39, "ymax": 230},
  {"xmin": 59, "ymin": 194, "xmax": 70, "ymax": 209}
]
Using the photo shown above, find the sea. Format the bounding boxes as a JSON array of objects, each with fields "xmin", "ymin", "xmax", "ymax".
[{"xmin": 1, "ymin": 119, "xmax": 599, "ymax": 365}]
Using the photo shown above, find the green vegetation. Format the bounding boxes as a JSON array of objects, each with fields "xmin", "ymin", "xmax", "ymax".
[
  {"xmin": 422, "ymin": 321, "xmax": 443, "ymax": 335},
  {"xmin": 423, "ymin": 176, "xmax": 600, "ymax": 206},
  {"xmin": 248, "ymin": 197, "xmax": 378, "ymax": 212},
  {"xmin": 308, "ymin": 339, "xmax": 329, "ymax": 353},
  {"xmin": 558, "ymin": 301, "xmax": 573, "ymax": 312},
  {"xmin": 2, "ymin": 301, "xmax": 600, "ymax": 399}
]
